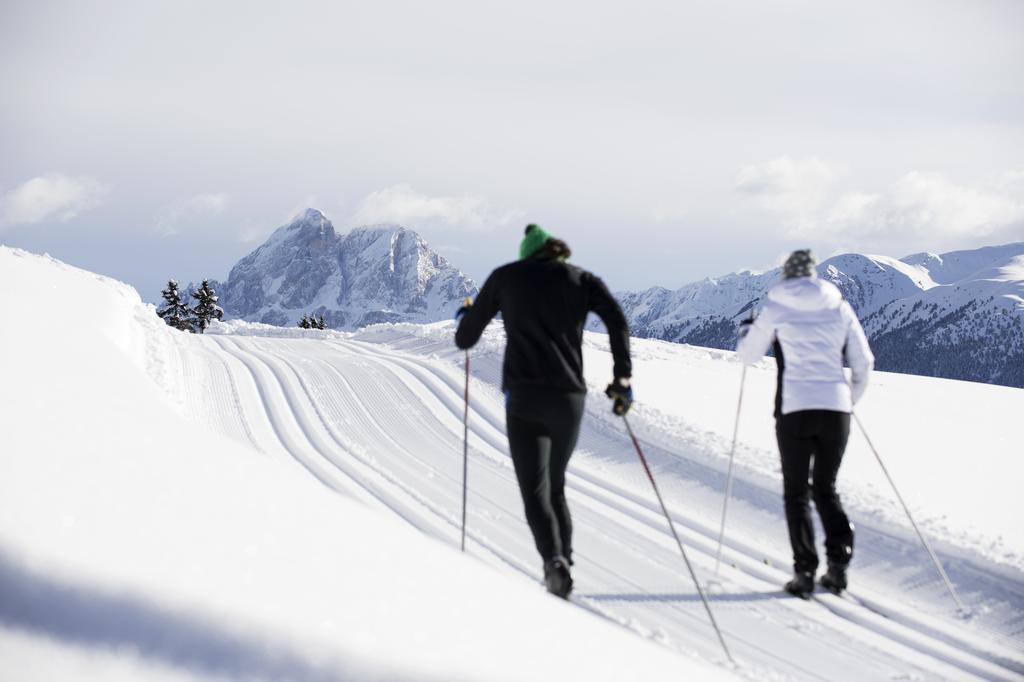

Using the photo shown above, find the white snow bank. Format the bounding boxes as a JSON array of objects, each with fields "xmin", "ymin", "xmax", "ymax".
[
  {"xmin": 0, "ymin": 246, "xmax": 732, "ymax": 681},
  {"xmin": 206, "ymin": 317, "xmax": 350, "ymax": 340}
]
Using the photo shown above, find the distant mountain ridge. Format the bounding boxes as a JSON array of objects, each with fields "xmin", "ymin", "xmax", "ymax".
[
  {"xmin": 592, "ymin": 242, "xmax": 1024, "ymax": 388},
  {"xmin": 212, "ymin": 209, "xmax": 477, "ymax": 329},
  {"xmin": 209, "ymin": 213, "xmax": 1023, "ymax": 387}
]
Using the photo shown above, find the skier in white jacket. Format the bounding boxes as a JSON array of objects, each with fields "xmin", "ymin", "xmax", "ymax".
[{"xmin": 736, "ymin": 249, "xmax": 874, "ymax": 597}]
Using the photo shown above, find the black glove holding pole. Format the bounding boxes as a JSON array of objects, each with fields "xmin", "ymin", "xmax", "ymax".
[
  {"xmin": 605, "ymin": 377, "xmax": 633, "ymax": 416},
  {"xmin": 455, "ymin": 297, "xmax": 473, "ymax": 321},
  {"xmin": 737, "ymin": 308, "xmax": 758, "ymax": 340}
]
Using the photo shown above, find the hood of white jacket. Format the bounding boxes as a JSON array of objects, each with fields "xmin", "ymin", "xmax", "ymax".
[{"xmin": 767, "ymin": 276, "xmax": 843, "ymax": 312}]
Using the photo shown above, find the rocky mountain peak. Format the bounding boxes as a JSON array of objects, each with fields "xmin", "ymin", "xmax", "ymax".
[{"xmin": 216, "ymin": 210, "xmax": 476, "ymax": 330}]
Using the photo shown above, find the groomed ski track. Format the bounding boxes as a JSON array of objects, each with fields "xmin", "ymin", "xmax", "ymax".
[{"xmin": 177, "ymin": 330, "xmax": 1024, "ymax": 681}]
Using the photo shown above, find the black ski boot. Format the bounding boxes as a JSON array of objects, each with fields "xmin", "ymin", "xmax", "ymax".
[
  {"xmin": 784, "ymin": 571, "xmax": 815, "ymax": 599},
  {"xmin": 544, "ymin": 556, "xmax": 573, "ymax": 599},
  {"xmin": 819, "ymin": 564, "xmax": 848, "ymax": 595}
]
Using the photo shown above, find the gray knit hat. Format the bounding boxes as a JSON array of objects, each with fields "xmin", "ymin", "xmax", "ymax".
[{"xmin": 783, "ymin": 249, "xmax": 816, "ymax": 279}]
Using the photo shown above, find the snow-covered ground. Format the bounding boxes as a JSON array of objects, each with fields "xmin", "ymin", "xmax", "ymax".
[{"xmin": 1, "ymin": 246, "xmax": 1022, "ymax": 681}]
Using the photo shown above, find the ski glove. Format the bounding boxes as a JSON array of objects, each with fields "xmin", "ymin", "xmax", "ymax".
[
  {"xmin": 605, "ymin": 378, "xmax": 633, "ymax": 416},
  {"xmin": 454, "ymin": 297, "xmax": 473, "ymax": 322},
  {"xmin": 737, "ymin": 316, "xmax": 755, "ymax": 340}
]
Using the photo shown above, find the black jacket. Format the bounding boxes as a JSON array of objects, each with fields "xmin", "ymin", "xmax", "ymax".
[{"xmin": 455, "ymin": 255, "xmax": 631, "ymax": 393}]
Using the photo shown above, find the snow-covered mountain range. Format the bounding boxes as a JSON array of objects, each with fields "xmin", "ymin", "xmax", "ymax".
[
  {"xmin": 593, "ymin": 242, "xmax": 1024, "ymax": 388},
  {"xmin": 208, "ymin": 212, "xmax": 1022, "ymax": 387},
  {"xmin": 213, "ymin": 208, "xmax": 476, "ymax": 329}
]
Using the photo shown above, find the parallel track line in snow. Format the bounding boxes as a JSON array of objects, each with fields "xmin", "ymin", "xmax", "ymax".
[
  {"xmin": 233, "ymin": 337, "xmax": 544, "ymax": 567},
  {"xmin": 186, "ymin": 338, "xmax": 267, "ymax": 456},
  {"xmin": 208, "ymin": 337, "xmax": 414, "ymax": 518},
  {"xmin": 206, "ymin": 336, "xmax": 352, "ymax": 493},
  {"xmin": 235, "ymin": 339, "xmax": 598, "ymax": 602},
  {"xmin": 220, "ymin": 336, "xmax": 509, "ymax": 544},
  {"xmin": 331, "ymin": 339, "xmax": 512, "ymax": 458},
  {"xmin": 807, "ymin": 592, "xmax": 1020, "ymax": 681}
]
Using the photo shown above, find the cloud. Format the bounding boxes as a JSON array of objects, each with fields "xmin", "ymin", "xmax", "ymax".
[
  {"xmin": 0, "ymin": 174, "xmax": 108, "ymax": 229},
  {"xmin": 823, "ymin": 171, "xmax": 1024, "ymax": 240},
  {"xmin": 737, "ymin": 158, "xmax": 1024, "ymax": 243},
  {"xmin": 351, "ymin": 184, "xmax": 522, "ymax": 231},
  {"xmin": 736, "ymin": 157, "xmax": 842, "ymax": 229},
  {"xmin": 155, "ymin": 193, "xmax": 229, "ymax": 236}
]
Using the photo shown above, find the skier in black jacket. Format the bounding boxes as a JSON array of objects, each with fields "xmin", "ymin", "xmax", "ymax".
[{"xmin": 455, "ymin": 224, "xmax": 632, "ymax": 598}]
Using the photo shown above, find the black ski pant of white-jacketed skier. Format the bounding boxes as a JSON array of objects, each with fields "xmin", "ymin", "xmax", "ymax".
[
  {"xmin": 776, "ymin": 409, "xmax": 855, "ymax": 574},
  {"xmin": 505, "ymin": 389, "xmax": 586, "ymax": 563}
]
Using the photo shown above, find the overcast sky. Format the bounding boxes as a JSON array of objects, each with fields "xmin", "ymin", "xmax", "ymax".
[{"xmin": 2, "ymin": 0, "xmax": 1023, "ymax": 301}]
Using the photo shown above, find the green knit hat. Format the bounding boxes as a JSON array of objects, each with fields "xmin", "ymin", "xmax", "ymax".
[{"xmin": 519, "ymin": 223, "xmax": 553, "ymax": 259}]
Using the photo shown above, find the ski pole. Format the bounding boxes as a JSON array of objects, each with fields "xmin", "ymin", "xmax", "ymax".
[
  {"xmin": 853, "ymin": 413, "xmax": 967, "ymax": 613},
  {"xmin": 461, "ymin": 350, "xmax": 470, "ymax": 552},
  {"xmin": 714, "ymin": 365, "xmax": 747, "ymax": 575},
  {"xmin": 622, "ymin": 414, "xmax": 735, "ymax": 665}
]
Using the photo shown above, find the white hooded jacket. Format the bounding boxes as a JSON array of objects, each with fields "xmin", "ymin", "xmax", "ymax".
[{"xmin": 736, "ymin": 276, "xmax": 874, "ymax": 416}]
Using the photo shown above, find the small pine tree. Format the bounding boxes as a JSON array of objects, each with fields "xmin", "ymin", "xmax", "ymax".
[
  {"xmin": 299, "ymin": 314, "xmax": 310, "ymax": 329},
  {"xmin": 190, "ymin": 279, "xmax": 224, "ymax": 334},
  {"xmin": 316, "ymin": 314, "xmax": 327, "ymax": 330},
  {"xmin": 157, "ymin": 280, "xmax": 194, "ymax": 332}
]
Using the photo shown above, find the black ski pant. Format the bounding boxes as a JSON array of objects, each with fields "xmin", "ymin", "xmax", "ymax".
[
  {"xmin": 505, "ymin": 389, "xmax": 586, "ymax": 563},
  {"xmin": 776, "ymin": 409, "xmax": 854, "ymax": 574}
]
